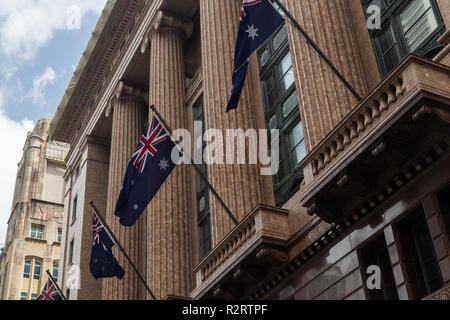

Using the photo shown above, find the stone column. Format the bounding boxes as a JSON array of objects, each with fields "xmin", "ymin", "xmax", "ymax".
[
  {"xmin": 141, "ymin": 11, "xmax": 194, "ymax": 299},
  {"xmin": 103, "ymin": 82, "xmax": 147, "ymax": 300},
  {"xmin": 199, "ymin": 0, "xmax": 274, "ymax": 246},
  {"xmin": 284, "ymin": 0, "xmax": 369, "ymax": 151}
]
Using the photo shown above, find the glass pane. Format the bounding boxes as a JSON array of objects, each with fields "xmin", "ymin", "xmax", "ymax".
[
  {"xmin": 269, "ymin": 115, "xmax": 278, "ymax": 130},
  {"xmin": 53, "ymin": 263, "xmax": 59, "ymax": 279},
  {"xmin": 404, "ymin": 11, "xmax": 438, "ymax": 52},
  {"xmin": 273, "ymin": 26, "xmax": 288, "ymax": 50},
  {"xmin": 31, "ymin": 293, "xmax": 38, "ymax": 300},
  {"xmin": 289, "ymin": 122, "xmax": 304, "ymax": 150},
  {"xmin": 400, "ymin": 0, "xmax": 432, "ymax": 32},
  {"xmin": 280, "ymin": 52, "xmax": 293, "ymax": 76},
  {"xmin": 259, "ymin": 49, "xmax": 270, "ymax": 67},
  {"xmin": 283, "ymin": 91, "xmax": 299, "ymax": 118},
  {"xmin": 33, "ymin": 261, "xmax": 41, "ymax": 280},
  {"xmin": 198, "ymin": 196, "xmax": 206, "ymax": 213},
  {"xmin": 37, "ymin": 227, "xmax": 43, "ymax": 240},
  {"xmin": 30, "ymin": 226, "xmax": 36, "ymax": 238},
  {"xmin": 383, "ymin": 46, "xmax": 401, "ymax": 72},
  {"xmin": 292, "ymin": 140, "xmax": 307, "ymax": 166},
  {"xmin": 280, "ymin": 53, "xmax": 295, "ymax": 92},
  {"xmin": 379, "ymin": 26, "xmax": 396, "ymax": 53},
  {"xmin": 23, "ymin": 260, "xmax": 31, "ymax": 278},
  {"xmin": 21, "ymin": 292, "xmax": 28, "ymax": 300}
]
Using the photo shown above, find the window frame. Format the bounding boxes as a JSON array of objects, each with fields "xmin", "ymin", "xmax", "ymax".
[
  {"xmin": 258, "ymin": 24, "xmax": 305, "ymax": 206},
  {"xmin": 362, "ymin": 0, "xmax": 445, "ymax": 76}
]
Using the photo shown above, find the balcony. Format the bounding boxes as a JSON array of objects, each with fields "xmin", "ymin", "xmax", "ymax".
[
  {"xmin": 192, "ymin": 205, "xmax": 290, "ymax": 300},
  {"xmin": 299, "ymin": 55, "xmax": 450, "ymax": 223}
]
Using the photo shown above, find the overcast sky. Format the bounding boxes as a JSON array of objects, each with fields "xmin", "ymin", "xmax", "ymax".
[{"xmin": 0, "ymin": 0, "xmax": 107, "ymax": 244}]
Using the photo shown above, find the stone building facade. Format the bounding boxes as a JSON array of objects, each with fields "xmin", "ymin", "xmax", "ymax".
[
  {"xmin": 0, "ymin": 118, "xmax": 69, "ymax": 300},
  {"xmin": 49, "ymin": 0, "xmax": 450, "ymax": 300}
]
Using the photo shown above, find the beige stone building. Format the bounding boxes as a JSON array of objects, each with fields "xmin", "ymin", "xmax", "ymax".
[
  {"xmin": 0, "ymin": 118, "xmax": 69, "ymax": 300},
  {"xmin": 49, "ymin": 0, "xmax": 449, "ymax": 300}
]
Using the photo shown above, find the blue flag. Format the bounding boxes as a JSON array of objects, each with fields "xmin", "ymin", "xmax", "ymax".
[
  {"xmin": 226, "ymin": 0, "xmax": 284, "ymax": 112},
  {"xmin": 90, "ymin": 212, "xmax": 125, "ymax": 279},
  {"xmin": 114, "ymin": 115, "xmax": 179, "ymax": 227}
]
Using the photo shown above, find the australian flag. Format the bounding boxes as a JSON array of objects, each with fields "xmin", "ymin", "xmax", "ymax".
[
  {"xmin": 226, "ymin": 0, "xmax": 284, "ymax": 112},
  {"xmin": 114, "ymin": 115, "xmax": 179, "ymax": 227},
  {"xmin": 90, "ymin": 212, "xmax": 125, "ymax": 279}
]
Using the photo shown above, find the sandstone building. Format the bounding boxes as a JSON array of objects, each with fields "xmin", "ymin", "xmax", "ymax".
[
  {"xmin": 0, "ymin": 118, "xmax": 69, "ymax": 300},
  {"xmin": 49, "ymin": 0, "xmax": 450, "ymax": 300}
]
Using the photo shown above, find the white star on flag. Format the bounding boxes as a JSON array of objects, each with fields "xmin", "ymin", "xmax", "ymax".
[
  {"xmin": 245, "ymin": 24, "xmax": 259, "ymax": 40},
  {"xmin": 158, "ymin": 158, "xmax": 170, "ymax": 171}
]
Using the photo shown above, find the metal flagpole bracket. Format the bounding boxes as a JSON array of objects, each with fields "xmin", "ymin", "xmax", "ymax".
[
  {"xmin": 89, "ymin": 201, "xmax": 158, "ymax": 300},
  {"xmin": 149, "ymin": 105, "xmax": 239, "ymax": 225},
  {"xmin": 46, "ymin": 269, "xmax": 67, "ymax": 300}
]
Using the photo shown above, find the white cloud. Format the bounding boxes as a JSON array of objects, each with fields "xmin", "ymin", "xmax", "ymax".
[
  {"xmin": 31, "ymin": 66, "xmax": 57, "ymax": 105},
  {"xmin": 0, "ymin": 110, "xmax": 34, "ymax": 244},
  {"xmin": 0, "ymin": 0, "xmax": 107, "ymax": 74}
]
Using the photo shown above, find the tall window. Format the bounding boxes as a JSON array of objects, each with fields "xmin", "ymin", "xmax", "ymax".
[
  {"xmin": 53, "ymin": 261, "xmax": 59, "ymax": 281},
  {"xmin": 72, "ymin": 196, "xmax": 78, "ymax": 222},
  {"xmin": 57, "ymin": 228, "xmax": 62, "ymax": 243},
  {"xmin": 30, "ymin": 225, "xmax": 44, "ymax": 240},
  {"xmin": 359, "ymin": 236, "xmax": 399, "ymax": 300},
  {"xmin": 33, "ymin": 260, "xmax": 42, "ymax": 280},
  {"xmin": 396, "ymin": 208, "xmax": 443, "ymax": 298},
  {"xmin": 23, "ymin": 259, "xmax": 32, "ymax": 278},
  {"xmin": 258, "ymin": 25, "xmax": 306, "ymax": 206},
  {"xmin": 68, "ymin": 239, "xmax": 74, "ymax": 266},
  {"xmin": 362, "ymin": 0, "xmax": 445, "ymax": 76},
  {"xmin": 193, "ymin": 96, "xmax": 212, "ymax": 260}
]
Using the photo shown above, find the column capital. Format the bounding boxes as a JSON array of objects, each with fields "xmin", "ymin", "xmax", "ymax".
[
  {"xmin": 106, "ymin": 81, "xmax": 147, "ymax": 118},
  {"xmin": 140, "ymin": 11, "xmax": 194, "ymax": 54}
]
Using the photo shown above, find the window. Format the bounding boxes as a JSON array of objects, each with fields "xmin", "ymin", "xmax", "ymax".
[
  {"xmin": 193, "ymin": 96, "xmax": 212, "ymax": 260},
  {"xmin": 23, "ymin": 259, "xmax": 32, "ymax": 279},
  {"xmin": 53, "ymin": 261, "xmax": 59, "ymax": 281},
  {"xmin": 30, "ymin": 225, "xmax": 44, "ymax": 240},
  {"xmin": 33, "ymin": 260, "xmax": 42, "ymax": 280},
  {"xmin": 258, "ymin": 25, "xmax": 306, "ymax": 206},
  {"xmin": 57, "ymin": 229, "xmax": 62, "ymax": 243},
  {"xmin": 72, "ymin": 196, "xmax": 78, "ymax": 222},
  {"xmin": 20, "ymin": 292, "xmax": 28, "ymax": 300},
  {"xmin": 396, "ymin": 208, "xmax": 444, "ymax": 298},
  {"xmin": 30, "ymin": 293, "xmax": 38, "ymax": 300},
  {"xmin": 66, "ymin": 289, "xmax": 70, "ymax": 300},
  {"xmin": 68, "ymin": 239, "xmax": 74, "ymax": 266},
  {"xmin": 363, "ymin": 0, "xmax": 445, "ymax": 76},
  {"xmin": 359, "ymin": 235, "xmax": 399, "ymax": 300}
]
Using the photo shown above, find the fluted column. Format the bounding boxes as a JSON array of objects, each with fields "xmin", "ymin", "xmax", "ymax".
[
  {"xmin": 103, "ymin": 82, "xmax": 147, "ymax": 300},
  {"xmin": 285, "ymin": 0, "xmax": 369, "ymax": 151},
  {"xmin": 199, "ymin": 0, "xmax": 273, "ymax": 247},
  {"xmin": 141, "ymin": 11, "xmax": 194, "ymax": 299}
]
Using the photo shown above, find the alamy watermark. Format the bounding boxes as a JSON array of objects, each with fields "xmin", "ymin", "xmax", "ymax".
[
  {"xmin": 366, "ymin": 1, "xmax": 381, "ymax": 30},
  {"xmin": 171, "ymin": 122, "xmax": 280, "ymax": 176},
  {"xmin": 67, "ymin": 5, "xmax": 81, "ymax": 30}
]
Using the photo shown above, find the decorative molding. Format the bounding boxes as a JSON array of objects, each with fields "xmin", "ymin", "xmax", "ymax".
[
  {"xmin": 105, "ymin": 81, "xmax": 148, "ymax": 118},
  {"xmin": 185, "ymin": 67, "xmax": 203, "ymax": 106},
  {"xmin": 140, "ymin": 10, "xmax": 194, "ymax": 54}
]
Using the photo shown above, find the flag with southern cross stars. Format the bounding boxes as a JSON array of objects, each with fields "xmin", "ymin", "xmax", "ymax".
[
  {"xmin": 114, "ymin": 114, "xmax": 180, "ymax": 227},
  {"xmin": 226, "ymin": 0, "xmax": 284, "ymax": 112},
  {"xmin": 37, "ymin": 278, "xmax": 62, "ymax": 300},
  {"xmin": 90, "ymin": 212, "xmax": 125, "ymax": 279}
]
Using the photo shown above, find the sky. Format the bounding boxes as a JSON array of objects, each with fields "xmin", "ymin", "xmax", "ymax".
[{"xmin": 0, "ymin": 0, "xmax": 107, "ymax": 245}]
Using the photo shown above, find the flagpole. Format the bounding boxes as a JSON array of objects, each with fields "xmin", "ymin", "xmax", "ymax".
[
  {"xmin": 150, "ymin": 105, "xmax": 239, "ymax": 226},
  {"xmin": 89, "ymin": 201, "xmax": 158, "ymax": 300},
  {"xmin": 270, "ymin": 0, "xmax": 363, "ymax": 102},
  {"xmin": 46, "ymin": 270, "xmax": 67, "ymax": 300}
]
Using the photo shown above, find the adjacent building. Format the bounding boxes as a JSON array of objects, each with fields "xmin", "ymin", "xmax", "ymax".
[
  {"xmin": 49, "ymin": 0, "xmax": 450, "ymax": 300},
  {"xmin": 0, "ymin": 118, "xmax": 69, "ymax": 300}
]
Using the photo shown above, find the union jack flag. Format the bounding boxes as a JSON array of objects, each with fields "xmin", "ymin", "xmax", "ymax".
[
  {"xmin": 37, "ymin": 278, "xmax": 62, "ymax": 300},
  {"xmin": 92, "ymin": 213, "xmax": 103, "ymax": 245},
  {"xmin": 240, "ymin": 0, "xmax": 263, "ymax": 20},
  {"xmin": 132, "ymin": 116, "xmax": 169, "ymax": 174}
]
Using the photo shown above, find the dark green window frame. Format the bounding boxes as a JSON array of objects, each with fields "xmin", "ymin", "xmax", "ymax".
[
  {"xmin": 193, "ymin": 95, "xmax": 212, "ymax": 260},
  {"xmin": 362, "ymin": 0, "xmax": 445, "ymax": 76},
  {"xmin": 258, "ymin": 24, "xmax": 306, "ymax": 206}
]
